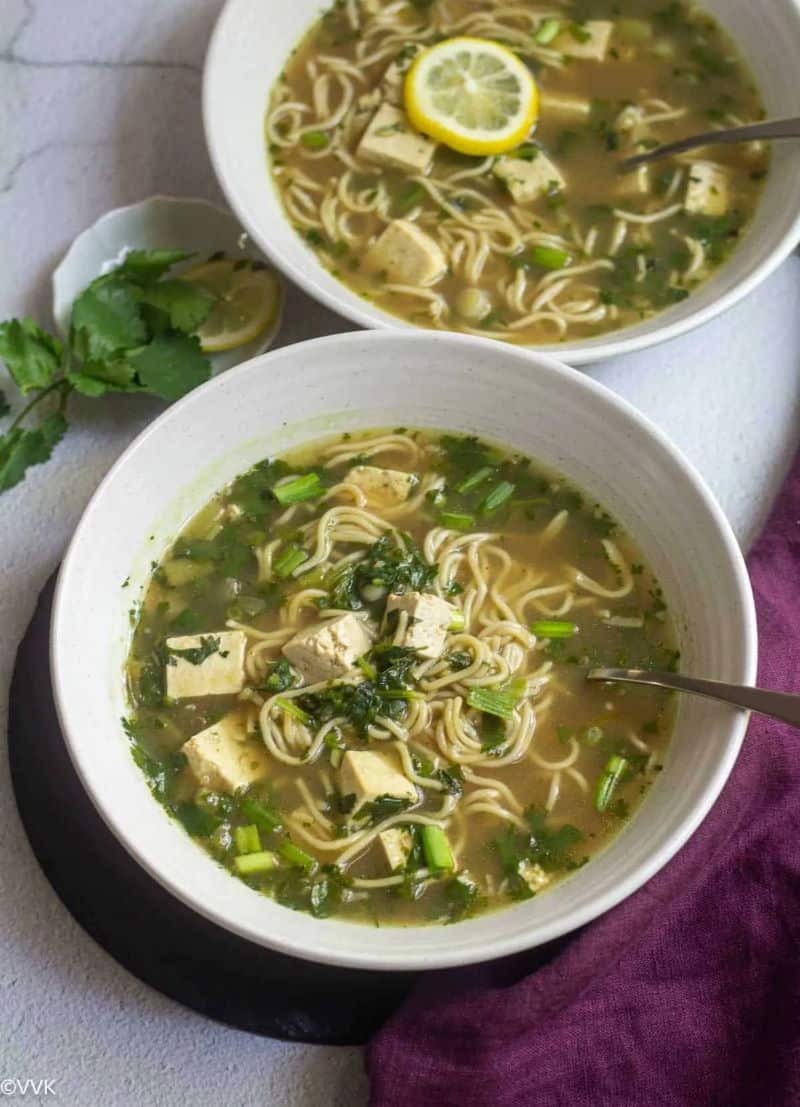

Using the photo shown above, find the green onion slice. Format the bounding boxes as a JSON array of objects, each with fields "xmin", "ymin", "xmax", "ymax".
[
  {"xmin": 531, "ymin": 620, "xmax": 577, "ymax": 638},
  {"xmin": 278, "ymin": 839, "xmax": 318, "ymax": 872},
  {"xmin": 273, "ymin": 473, "xmax": 323, "ymax": 505},
  {"xmin": 481, "ymin": 481, "xmax": 515, "ymax": 514},
  {"xmin": 233, "ymin": 850, "xmax": 278, "ymax": 876},
  {"xmin": 457, "ymin": 466, "xmax": 494, "ymax": 494},
  {"xmin": 421, "ymin": 825, "xmax": 454, "ymax": 872},
  {"xmin": 534, "ymin": 17, "xmax": 561, "ymax": 44},
  {"xmin": 595, "ymin": 755, "xmax": 629, "ymax": 812},
  {"xmin": 234, "ymin": 824, "xmax": 261, "ymax": 855},
  {"xmin": 273, "ymin": 543, "xmax": 308, "ymax": 578},
  {"xmin": 467, "ymin": 684, "xmax": 523, "ymax": 720}
]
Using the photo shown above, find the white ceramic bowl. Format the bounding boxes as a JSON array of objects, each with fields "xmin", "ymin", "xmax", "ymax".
[
  {"xmin": 203, "ymin": 0, "xmax": 800, "ymax": 365},
  {"xmin": 52, "ymin": 196, "xmax": 283, "ymax": 374},
  {"xmin": 51, "ymin": 331, "xmax": 756, "ymax": 970}
]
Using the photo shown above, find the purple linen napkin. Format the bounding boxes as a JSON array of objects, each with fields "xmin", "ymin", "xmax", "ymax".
[{"xmin": 367, "ymin": 453, "xmax": 800, "ymax": 1107}]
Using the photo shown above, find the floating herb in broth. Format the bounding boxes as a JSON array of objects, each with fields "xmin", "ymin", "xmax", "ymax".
[
  {"xmin": 125, "ymin": 429, "xmax": 678, "ymax": 926},
  {"xmin": 266, "ymin": 0, "xmax": 768, "ymax": 343}
]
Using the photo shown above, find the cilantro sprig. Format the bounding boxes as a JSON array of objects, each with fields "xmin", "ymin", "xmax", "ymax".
[{"xmin": 0, "ymin": 249, "xmax": 217, "ymax": 494}]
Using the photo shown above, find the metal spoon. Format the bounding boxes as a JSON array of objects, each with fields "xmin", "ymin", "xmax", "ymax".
[
  {"xmin": 617, "ymin": 116, "xmax": 800, "ymax": 173},
  {"xmin": 587, "ymin": 668, "xmax": 800, "ymax": 728}
]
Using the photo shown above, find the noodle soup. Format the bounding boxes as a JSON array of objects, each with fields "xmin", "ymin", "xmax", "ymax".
[
  {"xmin": 125, "ymin": 430, "xmax": 677, "ymax": 926},
  {"xmin": 266, "ymin": 0, "xmax": 768, "ymax": 344}
]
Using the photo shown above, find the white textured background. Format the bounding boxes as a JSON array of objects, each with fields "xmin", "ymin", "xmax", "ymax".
[{"xmin": 1, "ymin": 1, "xmax": 799, "ymax": 1104}]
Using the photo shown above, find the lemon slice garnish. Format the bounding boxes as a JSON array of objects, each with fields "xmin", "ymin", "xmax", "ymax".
[
  {"xmin": 404, "ymin": 37, "xmax": 539, "ymax": 157},
  {"xmin": 181, "ymin": 259, "xmax": 282, "ymax": 353}
]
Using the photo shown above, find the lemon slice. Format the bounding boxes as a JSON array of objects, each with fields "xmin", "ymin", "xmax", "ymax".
[
  {"xmin": 181, "ymin": 259, "xmax": 282, "ymax": 352},
  {"xmin": 405, "ymin": 37, "xmax": 539, "ymax": 156}
]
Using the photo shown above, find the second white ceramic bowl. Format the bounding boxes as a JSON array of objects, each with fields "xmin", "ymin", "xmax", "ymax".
[
  {"xmin": 203, "ymin": 0, "xmax": 800, "ymax": 364},
  {"xmin": 51, "ymin": 331, "xmax": 756, "ymax": 970}
]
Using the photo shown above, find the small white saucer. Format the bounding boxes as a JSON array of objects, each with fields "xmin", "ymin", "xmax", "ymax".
[{"xmin": 52, "ymin": 195, "xmax": 284, "ymax": 374}]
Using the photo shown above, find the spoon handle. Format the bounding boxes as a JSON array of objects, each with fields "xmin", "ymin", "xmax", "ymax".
[
  {"xmin": 587, "ymin": 668, "xmax": 800, "ymax": 728},
  {"xmin": 618, "ymin": 116, "xmax": 800, "ymax": 172}
]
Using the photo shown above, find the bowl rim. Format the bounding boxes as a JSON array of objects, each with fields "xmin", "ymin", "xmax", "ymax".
[
  {"xmin": 50, "ymin": 330, "xmax": 758, "ymax": 970},
  {"xmin": 202, "ymin": 0, "xmax": 800, "ymax": 366}
]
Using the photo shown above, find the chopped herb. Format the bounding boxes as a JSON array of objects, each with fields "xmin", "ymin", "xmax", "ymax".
[
  {"xmin": 259, "ymin": 658, "xmax": 296, "ymax": 693},
  {"xmin": 166, "ymin": 635, "xmax": 224, "ymax": 666},
  {"xmin": 447, "ymin": 650, "xmax": 473, "ymax": 671},
  {"xmin": 276, "ymin": 697, "xmax": 311, "ymax": 724}
]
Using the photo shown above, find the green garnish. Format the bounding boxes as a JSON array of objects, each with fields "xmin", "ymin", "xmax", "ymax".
[
  {"xmin": 456, "ymin": 466, "xmax": 494, "ymax": 494},
  {"xmin": 240, "ymin": 797, "xmax": 284, "ymax": 835},
  {"xmin": 273, "ymin": 543, "xmax": 308, "ymax": 578},
  {"xmin": 0, "ymin": 249, "xmax": 216, "ymax": 494},
  {"xmin": 467, "ymin": 684, "xmax": 523, "ymax": 720},
  {"xmin": 481, "ymin": 481, "xmax": 515, "ymax": 514},
  {"xmin": 395, "ymin": 183, "xmax": 426, "ymax": 214},
  {"xmin": 421, "ymin": 825, "xmax": 454, "ymax": 872},
  {"xmin": 568, "ymin": 21, "xmax": 592, "ymax": 43},
  {"xmin": 530, "ymin": 246, "xmax": 571, "ymax": 270},
  {"xmin": 276, "ymin": 697, "xmax": 311, "ymax": 724},
  {"xmin": 234, "ymin": 824, "xmax": 261, "ymax": 855},
  {"xmin": 273, "ymin": 472, "xmax": 324, "ymax": 505},
  {"xmin": 595, "ymin": 754, "xmax": 629, "ymax": 812},
  {"xmin": 300, "ymin": 130, "xmax": 330, "ymax": 149},
  {"xmin": 166, "ymin": 635, "xmax": 224, "ymax": 666},
  {"xmin": 531, "ymin": 620, "xmax": 577, "ymax": 638},
  {"xmin": 234, "ymin": 850, "xmax": 279, "ymax": 876},
  {"xmin": 440, "ymin": 511, "xmax": 475, "ymax": 531},
  {"xmin": 259, "ymin": 658, "xmax": 295, "ymax": 693},
  {"xmin": 534, "ymin": 17, "xmax": 561, "ymax": 44},
  {"xmin": 278, "ymin": 839, "xmax": 318, "ymax": 872}
]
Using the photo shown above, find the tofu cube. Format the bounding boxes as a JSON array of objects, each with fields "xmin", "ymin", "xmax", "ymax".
[
  {"xmin": 519, "ymin": 860, "xmax": 551, "ymax": 893},
  {"xmin": 379, "ymin": 827, "xmax": 413, "ymax": 871},
  {"xmin": 684, "ymin": 161, "xmax": 730, "ymax": 216},
  {"xmin": 616, "ymin": 164, "xmax": 650, "ymax": 199},
  {"xmin": 386, "ymin": 591, "xmax": 457, "ymax": 659},
  {"xmin": 365, "ymin": 219, "xmax": 447, "ymax": 286},
  {"xmin": 165, "ymin": 631, "xmax": 246, "ymax": 699},
  {"xmin": 494, "ymin": 151, "xmax": 566, "ymax": 204},
  {"xmin": 339, "ymin": 749, "xmax": 417, "ymax": 813},
  {"xmin": 539, "ymin": 91, "xmax": 592, "ymax": 122},
  {"xmin": 345, "ymin": 465, "xmax": 417, "ymax": 508},
  {"xmin": 553, "ymin": 20, "xmax": 614, "ymax": 61},
  {"xmin": 381, "ymin": 45, "xmax": 423, "ymax": 104},
  {"xmin": 282, "ymin": 613, "xmax": 372, "ymax": 685},
  {"xmin": 182, "ymin": 713, "xmax": 269, "ymax": 794},
  {"xmin": 357, "ymin": 103, "xmax": 436, "ymax": 175}
]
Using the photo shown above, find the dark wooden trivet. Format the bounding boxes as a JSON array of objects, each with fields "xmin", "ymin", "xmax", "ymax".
[{"xmin": 8, "ymin": 571, "xmax": 416, "ymax": 1045}]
